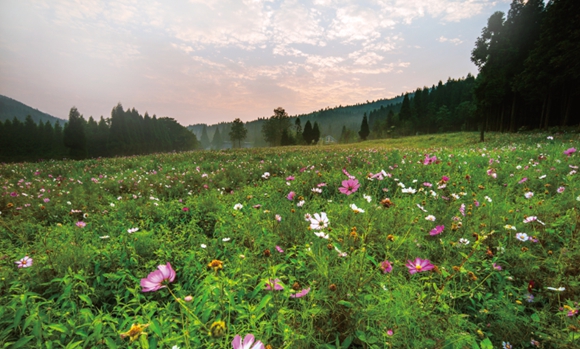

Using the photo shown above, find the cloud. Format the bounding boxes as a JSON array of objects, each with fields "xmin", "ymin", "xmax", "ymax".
[{"xmin": 438, "ymin": 36, "xmax": 463, "ymax": 45}]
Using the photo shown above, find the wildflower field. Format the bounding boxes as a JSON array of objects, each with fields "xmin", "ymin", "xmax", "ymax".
[{"xmin": 1, "ymin": 131, "xmax": 579, "ymax": 349}]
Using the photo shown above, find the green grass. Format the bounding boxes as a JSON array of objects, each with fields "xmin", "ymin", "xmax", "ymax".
[{"xmin": 1, "ymin": 131, "xmax": 579, "ymax": 348}]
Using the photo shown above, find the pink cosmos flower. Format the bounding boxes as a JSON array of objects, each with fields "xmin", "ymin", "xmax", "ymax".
[
  {"xmin": 275, "ymin": 214, "xmax": 282, "ymax": 222},
  {"xmin": 460, "ymin": 203, "xmax": 465, "ymax": 216},
  {"xmin": 557, "ymin": 186, "xmax": 565, "ymax": 193},
  {"xmin": 423, "ymin": 155, "xmax": 437, "ymax": 165},
  {"xmin": 275, "ymin": 245, "xmax": 284, "ymax": 253},
  {"xmin": 441, "ymin": 176, "xmax": 449, "ymax": 182},
  {"xmin": 563, "ymin": 148, "xmax": 576, "ymax": 156},
  {"xmin": 493, "ymin": 263, "xmax": 502, "ymax": 271},
  {"xmin": 140, "ymin": 262, "xmax": 176, "ymax": 292},
  {"xmin": 232, "ymin": 334, "xmax": 264, "ymax": 349},
  {"xmin": 518, "ymin": 177, "xmax": 528, "ymax": 184},
  {"xmin": 265, "ymin": 278, "xmax": 284, "ymax": 291},
  {"xmin": 286, "ymin": 176, "xmax": 295, "ymax": 181},
  {"xmin": 380, "ymin": 260, "xmax": 393, "ymax": 273},
  {"xmin": 386, "ymin": 329, "xmax": 394, "ymax": 336},
  {"xmin": 76, "ymin": 221, "xmax": 86, "ymax": 228},
  {"xmin": 429, "ymin": 225, "xmax": 445, "ymax": 236},
  {"xmin": 406, "ymin": 258, "xmax": 435, "ymax": 274},
  {"xmin": 339, "ymin": 178, "xmax": 360, "ymax": 195},
  {"xmin": 15, "ymin": 256, "xmax": 33, "ymax": 268},
  {"xmin": 290, "ymin": 287, "xmax": 311, "ymax": 298},
  {"xmin": 287, "ymin": 191, "xmax": 295, "ymax": 201},
  {"xmin": 182, "ymin": 207, "xmax": 189, "ymax": 212}
]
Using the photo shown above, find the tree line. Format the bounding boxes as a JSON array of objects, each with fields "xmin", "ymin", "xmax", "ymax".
[
  {"xmin": 472, "ymin": 0, "xmax": 579, "ymax": 133},
  {"xmin": 0, "ymin": 104, "xmax": 199, "ymax": 162}
]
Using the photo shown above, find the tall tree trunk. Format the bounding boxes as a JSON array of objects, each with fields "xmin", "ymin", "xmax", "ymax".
[
  {"xmin": 499, "ymin": 104, "xmax": 505, "ymax": 132},
  {"xmin": 561, "ymin": 88, "xmax": 571, "ymax": 127},
  {"xmin": 540, "ymin": 95, "xmax": 547, "ymax": 130},
  {"xmin": 509, "ymin": 94, "xmax": 517, "ymax": 132},
  {"xmin": 544, "ymin": 92, "xmax": 552, "ymax": 129}
]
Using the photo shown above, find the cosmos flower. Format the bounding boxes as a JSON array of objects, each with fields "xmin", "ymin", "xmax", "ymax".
[
  {"xmin": 232, "ymin": 334, "xmax": 265, "ymax": 349},
  {"xmin": 563, "ymin": 147, "xmax": 576, "ymax": 156},
  {"xmin": 127, "ymin": 227, "xmax": 139, "ymax": 234},
  {"xmin": 406, "ymin": 258, "xmax": 435, "ymax": 274},
  {"xmin": 516, "ymin": 233, "xmax": 529, "ymax": 241},
  {"xmin": 350, "ymin": 204, "xmax": 365, "ymax": 213},
  {"xmin": 290, "ymin": 287, "xmax": 311, "ymax": 298},
  {"xmin": 492, "ymin": 263, "xmax": 502, "ymax": 271},
  {"xmin": 287, "ymin": 191, "xmax": 295, "ymax": 201},
  {"xmin": 234, "ymin": 203, "xmax": 243, "ymax": 210},
  {"xmin": 425, "ymin": 215, "xmax": 436, "ymax": 221},
  {"xmin": 265, "ymin": 278, "xmax": 284, "ymax": 291},
  {"xmin": 429, "ymin": 225, "xmax": 445, "ymax": 236},
  {"xmin": 524, "ymin": 192, "xmax": 534, "ymax": 199},
  {"xmin": 557, "ymin": 186, "xmax": 565, "ymax": 193},
  {"xmin": 339, "ymin": 179, "xmax": 360, "ymax": 195},
  {"xmin": 380, "ymin": 260, "xmax": 393, "ymax": 273},
  {"xmin": 275, "ymin": 246, "xmax": 284, "ymax": 253},
  {"xmin": 15, "ymin": 256, "xmax": 33, "ymax": 268},
  {"xmin": 76, "ymin": 221, "xmax": 86, "ymax": 228},
  {"xmin": 140, "ymin": 262, "xmax": 176, "ymax": 292},
  {"xmin": 309, "ymin": 212, "xmax": 329, "ymax": 230}
]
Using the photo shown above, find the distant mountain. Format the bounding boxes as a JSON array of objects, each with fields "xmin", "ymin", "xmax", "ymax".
[{"xmin": 0, "ymin": 95, "xmax": 66, "ymax": 125}]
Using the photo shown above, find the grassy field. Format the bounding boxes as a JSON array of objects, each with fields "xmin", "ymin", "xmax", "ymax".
[{"xmin": 1, "ymin": 131, "xmax": 579, "ymax": 349}]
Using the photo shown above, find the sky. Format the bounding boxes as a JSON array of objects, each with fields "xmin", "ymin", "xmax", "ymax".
[{"xmin": 0, "ymin": 0, "xmax": 512, "ymax": 126}]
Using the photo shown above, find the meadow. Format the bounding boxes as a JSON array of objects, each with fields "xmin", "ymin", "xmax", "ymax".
[{"xmin": 1, "ymin": 131, "xmax": 579, "ymax": 349}]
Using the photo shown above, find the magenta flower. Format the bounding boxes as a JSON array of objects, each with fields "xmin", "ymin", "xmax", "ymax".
[
  {"xmin": 492, "ymin": 263, "xmax": 502, "ymax": 271},
  {"xmin": 76, "ymin": 221, "xmax": 86, "ymax": 228},
  {"xmin": 406, "ymin": 258, "xmax": 435, "ymax": 274},
  {"xmin": 265, "ymin": 278, "xmax": 284, "ymax": 291},
  {"xmin": 290, "ymin": 287, "xmax": 311, "ymax": 298},
  {"xmin": 429, "ymin": 225, "xmax": 445, "ymax": 236},
  {"xmin": 15, "ymin": 255, "xmax": 33, "ymax": 268},
  {"xmin": 441, "ymin": 176, "xmax": 449, "ymax": 182},
  {"xmin": 287, "ymin": 191, "xmax": 295, "ymax": 201},
  {"xmin": 563, "ymin": 147, "xmax": 576, "ymax": 156},
  {"xmin": 380, "ymin": 260, "xmax": 393, "ymax": 273},
  {"xmin": 140, "ymin": 262, "xmax": 176, "ymax": 292},
  {"xmin": 232, "ymin": 334, "xmax": 264, "ymax": 349},
  {"xmin": 286, "ymin": 176, "xmax": 295, "ymax": 181},
  {"xmin": 423, "ymin": 155, "xmax": 437, "ymax": 165},
  {"xmin": 275, "ymin": 245, "xmax": 284, "ymax": 253},
  {"xmin": 182, "ymin": 207, "xmax": 189, "ymax": 212},
  {"xmin": 339, "ymin": 178, "xmax": 360, "ymax": 195}
]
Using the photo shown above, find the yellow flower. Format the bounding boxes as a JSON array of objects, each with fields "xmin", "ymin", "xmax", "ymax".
[
  {"xmin": 209, "ymin": 320, "xmax": 226, "ymax": 338},
  {"xmin": 120, "ymin": 323, "xmax": 149, "ymax": 342},
  {"xmin": 208, "ymin": 259, "xmax": 223, "ymax": 272}
]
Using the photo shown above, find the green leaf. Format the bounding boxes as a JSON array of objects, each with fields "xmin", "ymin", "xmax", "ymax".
[
  {"xmin": 530, "ymin": 313, "xmax": 540, "ymax": 322},
  {"xmin": 10, "ymin": 336, "xmax": 34, "ymax": 348},
  {"xmin": 48, "ymin": 323, "xmax": 69, "ymax": 334},
  {"xmin": 341, "ymin": 336, "xmax": 354, "ymax": 349},
  {"xmin": 480, "ymin": 338, "xmax": 493, "ymax": 349},
  {"xmin": 104, "ymin": 337, "xmax": 118, "ymax": 349},
  {"xmin": 64, "ymin": 340, "xmax": 84, "ymax": 349},
  {"xmin": 337, "ymin": 300, "xmax": 353, "ymax": 308},
  {"xmin": 79, "ymin": 294, "xmax": 92, "ymax": 306}
]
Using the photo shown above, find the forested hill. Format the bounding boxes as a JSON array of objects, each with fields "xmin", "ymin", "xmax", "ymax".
[
  {"xmin": 188, "ymin": 94, "xmax": 406, "ymax": 148},
  {"xmin": 0, "ymin": 94, "xmax": 66, "ymax": 125}
]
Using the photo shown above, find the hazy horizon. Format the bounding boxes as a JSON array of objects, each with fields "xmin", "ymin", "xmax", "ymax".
[{"xmin": 0, "ymin": 0, "xmax": 511, "ymax": 125}]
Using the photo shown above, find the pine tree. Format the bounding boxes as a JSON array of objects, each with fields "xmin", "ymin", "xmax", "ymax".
[
  {"xmin": 303, "ymin": 120, "xmax": 313, "ymax": 144},
  {"xmin": 358, "ymin": 114, "xmax": 370, "ymax": 141},
  {"xmin": 63, "ymin": 107, "xmax": 87, "ymax": 159},
  {"xmin": 212, "ymin": 127, "xmax": 223, "ymax": 150},
  {"xmin": 229, "ymin": 118, "xmax": 248, "ymax": 148},
  {"xmin": 200, "ymin": 125, "xmax": 211, "ymax": 149},
  {"xmin": 312, "ymin": 122, "xmax": 321, "ymax": 144}
]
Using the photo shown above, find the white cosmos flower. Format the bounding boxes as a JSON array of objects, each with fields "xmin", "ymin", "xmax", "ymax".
[
  {"xmin": 309, "ymin": 212, "xmax": 329, "ymax": 230},
  {"xmin": 363, "ymin": 194, "xmax": 372, "ymax": 203},
  {"xmin": 350, "ymin": 204, "xmax": 364, "ymax": 213},
  {"xmin": 425, "ymin": 215, "xmax": 436, "ymax": 221},
  {"xmin": 314, "ymin": 231, "xmax": 329, "ymax": 239},
  {"xmin": 234, "ymin": 203, "xmax": 243, "ymax": 210}
]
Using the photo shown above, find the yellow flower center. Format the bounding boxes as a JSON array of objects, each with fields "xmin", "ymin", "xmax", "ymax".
[{"xmin": 416, "ymin": 264, "xmax": 422, "ymax": 271}]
